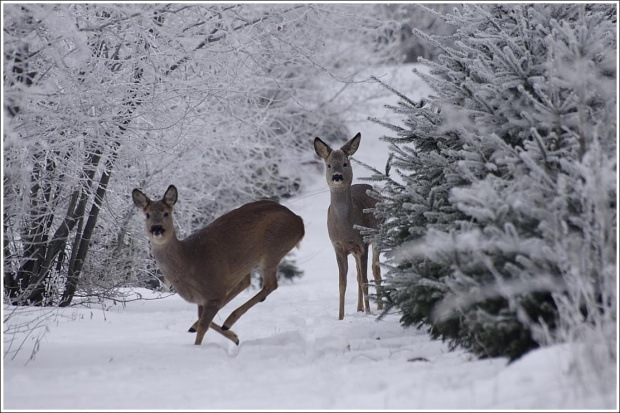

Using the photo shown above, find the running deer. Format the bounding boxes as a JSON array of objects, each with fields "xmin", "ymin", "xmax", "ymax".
[
  {"xmin": 313, "ymin": 132, "xmax": 383, "ymax": 320},
  {"xmin": 132, "ymin": 185, "xmax": 305, "ymax": 345}
]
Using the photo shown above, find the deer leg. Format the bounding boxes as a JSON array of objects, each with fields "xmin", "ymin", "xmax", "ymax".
[
  {"xmin": 208, "ymin": 323, "xmax": 239, "ymax": 346},
  {"xmin": 355, "ymin": 262, "xmax": 363, "ymax": 313},
  {"xmin": 188, "ymin": 305, "xmax": 239, "ymax": 345},
  {"xmin": 335, "ymin": 250, "xmax": 348, "ymax": 320},
  {"xmin": 194, "ymin": 301, "xmax": 222, "ymax": 346},
  {"xmin": 221, "ymin": 273, "xmax": 252, "ymax": 307},
  {"xmin": 372, "ymin": 244, "xmax": 383, "ymax": 311},
  {"xmin": 355, "ymin": 247, "xmax": 370, "ymax": 314},
  {"xmin": 188, "ymin": 305, "xmax": 203, "ymax": 333},
  {"xmin": 222, "ymin": 264, "xmax": 278, "ymax": 330},
  {"xmin": 189, "ymin": 274, "xmax": 251, "ymax": 332}
]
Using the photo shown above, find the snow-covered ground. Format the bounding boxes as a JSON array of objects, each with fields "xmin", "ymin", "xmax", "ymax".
[{"xmin": 2, "ymin": 65, "xmax": 617, "ymax": 410}]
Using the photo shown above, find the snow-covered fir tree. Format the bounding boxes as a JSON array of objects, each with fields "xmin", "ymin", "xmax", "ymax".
[{"xmin": 367, "ymin": 3, "xmax": 616, "ymax": 360}]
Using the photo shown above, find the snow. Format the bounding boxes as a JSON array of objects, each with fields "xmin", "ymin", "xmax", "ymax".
[{"xmin": 2, "ymin": 64, "xmax": 617, "ymax": 411}]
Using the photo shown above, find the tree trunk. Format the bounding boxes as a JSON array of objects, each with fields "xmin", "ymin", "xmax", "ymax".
[
  {"xmin": 12, "ymin": 155, "xmax": 56, "ymax": 303},
  {"xmin": 21, "ymin": 145, "xmax": 104, "ymax": 305},
  {"xmin": 60, "ymin": 145, "xmax": 119, "ymax": 306}
]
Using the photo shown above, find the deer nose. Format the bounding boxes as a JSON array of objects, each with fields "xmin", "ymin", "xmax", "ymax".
[
  {"xmin": 332, "ymin": 173, "xmax": 343, "ymax": 182},
  {"xmin": 150, "ymin": 225, "xmax": 165, "ymax": 236}
]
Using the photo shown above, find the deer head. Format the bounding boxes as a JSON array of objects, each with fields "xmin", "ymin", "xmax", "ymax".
[
  {"xmin": 313, "ymin": 132, "xmax": 361, "ymax": 190},
  {"xmin": 132, "ymin": 185, "xmax": 178, "ymax": 246}
]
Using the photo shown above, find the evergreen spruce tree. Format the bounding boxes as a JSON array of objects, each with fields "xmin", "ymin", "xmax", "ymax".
[{"xmin": 367, "ymin": 4, "xmax": 616, "ymax": 360}]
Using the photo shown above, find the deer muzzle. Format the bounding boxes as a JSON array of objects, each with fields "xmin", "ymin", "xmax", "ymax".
[
  {"xmin": 150, "ymin": 225, "xmax": 165, "ymax": 237},
  {"xmin": 332, "ymin": 173, "xmax": 344, "ymax": 183}
]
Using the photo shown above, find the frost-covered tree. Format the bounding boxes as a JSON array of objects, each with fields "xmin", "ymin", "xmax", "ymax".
[
  {"xmin": 370, "ymin": 3, "xmax": 460, "ymax": 63},
  {"xmin": 3, "ymin": 3, "xmax": 396, "ymax": 307},
  {"xmin": 368, "ymin": 4, "xmax": 616, "ymax": 361}
]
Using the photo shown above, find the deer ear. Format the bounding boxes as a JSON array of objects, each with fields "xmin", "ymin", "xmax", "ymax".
[
  {"xmin": 314, "ymin": 137, "xmax": 332, "ymax": 160},
  {"xmin": 132, "ymin": 189, "xmax": 150, "ymax": 210},
  {"xmin": 163, "ymin": 185, "xmax": 178, "ymax": 206},
  {"xmin": 341, "ymin": 133, "xmax": 361, "ymax": 157}
]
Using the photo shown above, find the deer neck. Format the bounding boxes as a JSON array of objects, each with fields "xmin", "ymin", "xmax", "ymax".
[
  {"xmin": 329, "ymin": 186, "xmax": 355, "ymax": 224},
  {"xmin": 150, "ymin": 232, "xmax": 186, "ymax": 278}
]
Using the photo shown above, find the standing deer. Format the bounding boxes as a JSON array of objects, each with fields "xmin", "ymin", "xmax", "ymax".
[
  {"xmin": 313, "ymin": 132, "xmax": 382, "ymax": 320},
  {"xmin": 132, "ymin": 185, "xmax": 304, "ymax": 345}
]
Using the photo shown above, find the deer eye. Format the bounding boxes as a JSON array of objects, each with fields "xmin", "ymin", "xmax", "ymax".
[
  {"xmin": 343, "ymin": 163, "xmax": 348, "ymax": 167},
  {"xmin": 145, "ymin": 213, "xmax": 150, "ymax": 219},
  {"xmin": 327, "ymin": 164, "xmax": 331, "ymax": 168},
  {"xmin": 164, "ymin": 213, "xmax": 169, "ymax": 218}
]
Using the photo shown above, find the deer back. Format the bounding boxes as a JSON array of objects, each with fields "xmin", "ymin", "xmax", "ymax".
[{"xmin": 184, "ymin": 200, "xmax": 303, "ymax": 273}]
